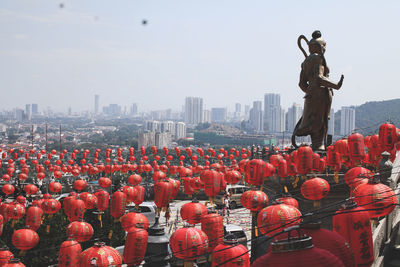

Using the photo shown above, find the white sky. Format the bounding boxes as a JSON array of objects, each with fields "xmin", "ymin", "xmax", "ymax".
[{"xmin": 1, "ymin": 0, "xmax": 399, "ymax": 113}]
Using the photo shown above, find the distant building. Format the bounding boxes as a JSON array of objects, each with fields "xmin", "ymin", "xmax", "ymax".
[
  {"xmin": 340, "ymin": 106, "xmax": 355, "ymax": 136},
  {"xmin": 175, "ymin": 122, "xmax": 186, "ymax": 140},
  {"xmin": 185, "ymin": 97, "xmax": 203, "ymax": 125},
  {"xmin": 160, "ymin": 121, "xmax": 175, "ymax": 135},
  {"xmin": 103, "ymin": 104, "xmax": 121, "ymax": 117},
  {"xmin": 138, "ymin": 132, "xmax": 155, "ymax": 148},
  {"xmin": 130, "ymin": 103, "xmax": 138, "ymax": 116},
  {"xmin": 203, "ymin": 110, "xmax": 211, "ymax": 124},
  {"xmin": 211, "ymin": 108, "xmax": 227, "ymax": 123},
  {"xmin": 145, "ymin": 121, "xmax": 160, "ymax": 132},
  {"xmin": 94, "ymin": 95, "xmax": 99, "ymax": 114},
  {"xmin": 32, "ymin": 104, "xmax": 38, "ymax": 115},
  {"xmin": 68, "ymin": 107, "xmax": 72, "ymax": 116},
  {"xmin": 244, "ymin": 105, "xmax": 250, "ymax": 120},
  {"xmin": 25, "ymin": 104, "xmax": 31, "ymax": 120},
  {"xmin": 249, "ymin": 101, "xmax": 263, "ymax": 133},
  {"xmin": 15, "ymin": 109, "xmax": 24, "ymax": 121},
  {"xmin": 264, "ymin": 93, "xmax": 281, "ymax": 133},
  {"xmin": 328, "ymin": 108, "xmax": 335, "ymax": 136},
  {"xmin": 287, "ymin": 103, "xmax": 303, "ymax": 133},
  {"xmin": 155, "ymin": 132, "xmax": 171, "ymax": 149},
  {"xmin": 271, "ymin": 106, "xmax": 286, "ymax": 133},
  {"xmin": 234, "ymin": 103, "xmax": 241, "ymax": 121}
]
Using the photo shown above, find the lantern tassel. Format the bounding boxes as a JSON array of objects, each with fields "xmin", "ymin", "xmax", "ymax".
[
  {"xmin": 313, "ymin": 200, "xmax": 321, "ymax": 208},
  {"xmin": 11, "ymin": 219, "xmax": 15, "ymax": 228},
  {"xmin": 108, "ymin": 230, "xmax": 113, "ymax": 239},
  {"xmin": 46, "ymin": 224, "xmax": 50, "ymax": 233},
  {"xmin": 98, "ymin": 213, "xmax": 102, "ymax": 228},
  {"xmin": 292, "ymin": 176, "xmax": 299, "ymax": 188},
  {"xmin": 284, "ymin": 186, "xmax": 288, "ymax": 193},
  {"xmin": 184, "ymin": 261, "xmax": 194, "ymax": 267},
  {"xmin": 19, "ymin": 250, "xmax": 26, "ymax": 256},
  {"xmin": 334, "ymin": 172, "xmax": 339, "ymax": 184}
]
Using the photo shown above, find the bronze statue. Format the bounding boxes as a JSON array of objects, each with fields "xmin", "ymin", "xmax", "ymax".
[{"xmin": 292, "ymin": 30, "xmax": 344, "ymax": 151}]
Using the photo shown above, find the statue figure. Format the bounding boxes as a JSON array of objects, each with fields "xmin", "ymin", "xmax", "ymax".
[{"xmin": 292, "ymin": 30, "xmax": 344, "ymax": 151}]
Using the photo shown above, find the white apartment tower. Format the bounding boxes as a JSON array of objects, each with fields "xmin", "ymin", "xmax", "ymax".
[
  {"xmin": 264, "ymin": 93, "xmax": 281, "ymax": 132},
  {"xmin": 185, "ymin": 97, "xmax": 203, "ymax": 125},
  {"xmin": 94, "ymin": 95, "xmax": 99, "ymax": 114},
  {"xmin": 287, "ymin": 103, "xmax": 303, "ymax": 133},
  {"xmin": 175, "ymin": 122, "xmax": 187, "ymax": 140},
  {"xmin": 249, "ymin": 101, "xmax": 263, "ymax": 133},
  {"xmin": 340, "ymin": 106, "xmax": 355, "ymax": 136}
]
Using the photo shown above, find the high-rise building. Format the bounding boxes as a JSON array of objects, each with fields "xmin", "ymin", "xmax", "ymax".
[
  {"xmin": 31, "ymin": 104, "xmax": 38, "ymax": 115},
  {"xmin": 340, "ymin": 106, "xmax": 355, "ymax": 136},
  {"xmin": 264, "ymin": 93, "xmax": 281, "ymax": 132},
  {"xmin": 244, "ymin": 105, "xmax": 250, "ymax": 120},
  {"xmin": 103, "ymin": 104, "xmax": 121, "ymax": 117},
  {"xmin": 203, "ymin": 110, "xmax": 211, "ymax": 123},
  {"xmin": 155, "ymin": 132, "xmax": 171, "ymax": 149},
  {"xmin": 138, "ymin": 132, "xmax": 155, "ymax": 148},
  {"xmin": 287, "ymin": 103, "xmax": 303, "ymax": 133},
  {"xmin": 94, "ymin": 95, "xmax": 99, "ymax": 114},
  {"xmin": 271, "ymin": 106, "xmax": 286, "ymax": 133},
  {"xmin": 211, "ymin": 108, "xmax": 227, "ymax": 123},
  {"xmin": 249, "ymin": 101, "xmax": 263, "ymax": 133},
  {"xmin": 25, "ymin": 104, "xmax": 31, "ymax": 120},
  {"xmin": 130, "ymin": 103, "xmax": 138, "ymax": 116},
  {"xmin": 234, "ymin": 103, "xmax": 241, "ymax": 121},
  {"xmin": 160, "ymin": 121, "xmax": 175, "ymax": 135},
  {"xmin": 328, "ymin": 108, "xmax": 335, "ymax": 136},
  {"xmin": 15, "ymin": 109, "xmax": 24, "ymax": 121},
  {"xmin": 175, "ymin": 122, "xmax": 186, "ymax": 140},
  {"xmin": 184, "ymin": 97, "xmax": 203, "ymax": 125},
  {"xmin": 145, "ymin": 121, "xmax": 160, "ymax": 132}
]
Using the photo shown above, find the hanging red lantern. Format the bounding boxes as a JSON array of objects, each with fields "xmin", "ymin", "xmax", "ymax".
[
  {"xmin": 344, "ymin": 167, "xmax": 371, "ymax": 189},
  {"xmin": 379, "ymin": 122, "xmax": 397, "ymax": 152},
  {"xmin": 122, "ymin": 186, "xmax": 136, "ymax": 203},
  {"xmin": 252, "ymin": 234, "xmax": 344, "ymax": 267},
  {"xmin": 182, "ymin": 177, "xmax": 195, "ymax": 197},
  {"xmin": 348, "ymin": 133, "xmax": 366, "ymax": 166},
  {"xmin": 154, "ymin": 180, "xmax": 173, "ymax": 210},
  {"xmin": 241, "ymin": 190, "xmax": 269, "ymax": 212},
  {"xmin": 7, "ymin": 203, "xmax": 25, "ymax": 220},
  {"xmin": 170, "ymin": 227, "xmax": 209, "ymax": 261},
  {"xmin": 124, "ymin": 227, "xmax": 148, "ymax": 266},
  {"xmin": 73, "ymin": 180, "xmax": 87, "ymax": 192},
  {"xmin": 245, "ymin": 159, "xmax": 267, "ymax": 186},
  {"xmin": 25, "ymin": 205, "xmax": 43, "ymax": 231},
  {"xmin": 95, "ymin": 190, "xmax": 109, "ymax": 212},
  {"xmin": 0, "ymin": 247, "xmax": 13, "ymax": 265},
  {"xmin": 200, "ymin": 170, "xmax": 222, "ymax": 204},
  {"xmin": 296, "ymin": 145, "xmax": 313, "ymax": 175},
  {"xmin": 110, "ymin": 191, "xmax": 127, "ymax": 220},
  {"xmin": 201, "ymin": 212, "xmax": 224, "ymax": 253},
  {"xmin": 300, "ymin": 177, "xmax": 330, "ymax": 207},
  {"xmin": 2, "ymin": 184, "xmax": 14, "ymax": 196},
  {"xmin": 49, "ymin": 181, "xmax": 62, "ymax": 194},
  {"xmin": 133, "ymin": 186, "xmax": 145, "ymax": 207},
  {"xmin": 211, "ymin": 236, "xmax": 250, "ymax": 267},
  {"xmin": 67, "ymin": 198, "xmax": 86, "ymax": 222},
  {"xmin": 58, "ymin": 239, "xmax": 81, "ymax": 267},
  {"xmin": 152, "ymin": 170, "xmax": 166, "ymax": 182},
  {"xmin": 257, "ymin": 204, "xmax": 302, "ymax": 236},
  {"xmin": 12, "ymin": 228, "xmax": 39, "ymax": 251},
  {"xmin": 16, "ymin": 196, "xmax": 26, "ymax": 206},
  {"xmin": 224, "ymin": 170, "xmax": 241, "ymax": 184},
  {"xmin": 352, "ymin": 180, "xmax": 397, "ymax": 218},
  {"xmin": 80, "ymin": 193, "xmax": 97, "ymax": 210},
  {"xmin": 3, "ymin": 258, "xmax": 26, "ymax": 267},
  {"xmin": 41, "ymin": 198, "xmax": 61, "ymax": 215},
  {"xmin": 98, "ymin": 177, "xmax": 112, "ymax": 188},
  {"xmin": 121, "ymin": 212, "xmax": 149, "ymax": 231},
  {"xmin": 80, "ymin": 242, "xmax": 122, "ymax": 266},
  {"xmin": 128, "ymin": 174, "xmax": 142, "ymax": 186},
  {"xmin": 66, "ymin": 221, "xmax": 94, "ymax": 243},
  {"xmin": 276, "ymin": 196, "xmax": 299, "ymax": 209},
  {"xmin": 333, "ymin": 202, "xmax": 374, "ymax": 266},
  {"xmin": 180, "ymin": 200, "xmax": 208, "ymax": 225}
]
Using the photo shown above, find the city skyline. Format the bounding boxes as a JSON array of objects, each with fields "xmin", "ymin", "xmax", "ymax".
[{"xmin": 1, "ymin": 1, "xmax": 400, "ymax": 113}]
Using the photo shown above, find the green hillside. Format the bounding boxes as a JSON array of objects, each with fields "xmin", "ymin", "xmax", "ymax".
[{"xmin": 334, "ymin": 99, "xmax": 400, "ymax": 136}]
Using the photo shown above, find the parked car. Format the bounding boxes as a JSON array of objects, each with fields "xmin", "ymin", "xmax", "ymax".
[
  {"xmin": 224, "ymin": 224, "xmax": 248, "ymax": 248},
  {"xmin": 215, "ymin": 185, "xmax": 250, "ymax": 209},
  {"xmin": 125, "ymin": 201, "xmax": 157, "ymax": 226}
]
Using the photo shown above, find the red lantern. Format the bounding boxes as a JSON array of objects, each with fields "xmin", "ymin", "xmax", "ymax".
[
  {"xmin": 379, "ymin": 122, "xmax": 397, "ymax": 152},
  {"xmin": 344, "ymin": 167, "xmax": 371, "ymax": 189},
  {"xmin": 73, "ymin": 180, "xmax": 87, "ymax": 192},
  {"xmin": 0, "ymin": 247, "xmax": 13, "ymax": 265},
  {"xmin": 26, "ymin": 205, "xmax": 43, "ymax": 231},
  {"xmin": 257, "ymin": 204, "xmax": 302, "ymax": 236},
  {"xmin": 352, "ymin": 181, "xmax": 397, "ymax": 218},
  {"xmin": 201, "ymin": 212, "xmax": 224, "ymax": 253},
  {"xmin": 3, "ymin": 258, "xmax": 26, "ymax": 267},
  {"xmin": 80, "ymin": 193, "xmax": 97, "ymax": 210},
  {"xmin": 170, "ymin": 227, "xmax": 208, "ymax": 261},
  {"xmin": 211, "ymin": 237, "xmax": 250, "ymax": 267},
  {"xmin": 121, "ymin": 212, "xmax": 149, "ymax": 231},
  {"xmin": 128, "ymin": 174, "xmax": 142, "ymax": 186},
  {"xmin": 7, "ymin": 203, "xmax": 25, "ymax": 220},
  {"xmin": 67, "ymin": 198, "xmax": 86, "ymax": 222},
  {"xmin": 12, "ymin": 228, "xmax": 39, "ymax": 251},
  {"xmin": 95, "ymin": 190, "xmax": 109, "ymax": 212},
  {"xmin": 296, "ymin": 145, "xmax": 313, "ymax": 175},
  {"xmin": 58, "ymin": 239, "xmax": 81, "ymax": 267},
  {"xmin": 245, "ymin": 159, "xmax": 267, "ymax": 186},
  {"xmin": 169, "ymin": 179, "xmax": 181, "ymax": 200},
  {"xmin": 110, "ymin": 191, "xmax": 127, "ymax": 220},
  {"xmin": 41, "ymin": 199, "xmax": 61, "ymax": 215},
  {"xmin": 182, "ymin": 177, "xmax": 195, "ymax": 196},
  {"xmin": 224, "ymin": 170, "xmax": 241, "ymax": 184},
  {"xmin": 154, "ymin": 180, "xmax": 173, "ymax": 210},
  {"xmin": 80, "ymin": 242, "xmax": 122, "ymax": 267},
  {"xmin": 240, "ymin": 190, "xmax": 269, "ymax": 212},
  {"xmin": 66, "ymin": 221, "xmax": 94, "ymax": 243},
  {"xmin": 98, "ymin": 177, "xmax": 112, "ymax": 188},
  {"xmin": 152, "ymin": 170, "xmax": 166, "ymax": 182},
  {"xmin": 49, "ymin": 181, "xmax": 62, "ymax": 194},
  {"xmin": 348, "ymin": 133, "xmax": 366, "ymax": 165},
  {"xmin": 333, "ymin": 203, "xmax": 374, "ymax": 266},
  {"xmin": 180, "ymin": 200, "xmax": 208, "ymax": 225},
  {"xmin": 252, "ymin": 234, "xmax": 344, "ymax": 267},
  {"xmin": 2, "ymin": 184, "xmax": 15, "ymax": 196},
  {"xmin": 300, "ymin": 177, "xmax": 330, "ymax": 207},
  {"xmin": 276, "ymin": 196, "xmax": 299, "ymax": 209},
  {"xmin": 133, "ymin": 186, "xmax": 145, "ymax": 207},
  {"xmin": 124, "ymin": 227, "xmax": 148, "ymax": 266}
]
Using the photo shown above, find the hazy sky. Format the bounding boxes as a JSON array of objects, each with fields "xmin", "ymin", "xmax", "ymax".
[{"xmin": 1, "ymin": 0, "xmax": 399, "ymax": 113}]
